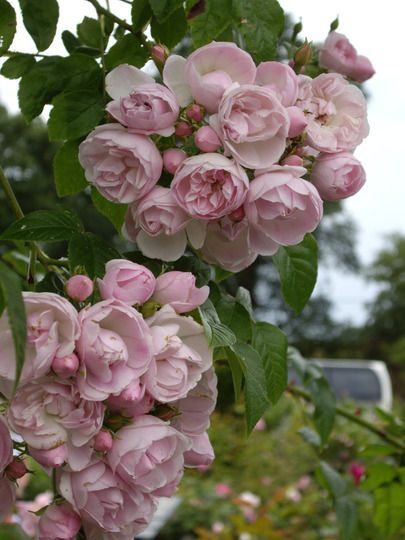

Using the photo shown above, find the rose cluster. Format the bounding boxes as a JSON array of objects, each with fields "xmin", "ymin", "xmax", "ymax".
[
  {"xmin": 78, "ymin": 39, "xmax": 371, "ymax": 272},
  {"xmin": 0, "ymin": 260, "xmax": 215, "ymax": 539}
]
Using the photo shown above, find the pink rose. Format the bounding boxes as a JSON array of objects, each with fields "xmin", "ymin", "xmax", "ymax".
[
  {"xmin": 297, "ymin": 73, "xmax": 369, "ymax": 153},
  {"xmin": 0, "ymin": 416, "xmax": 12, "ymax": 473},
  {"xmin": 29, "ymin": 445, "xmax": 68, "ymax": 468},
  {"xmin": 58, "ymin": 458, "xmax": 156, "ymax": 534},
  {"xmin": 78, "ymin": 124, "xmax": 162, "ymax": 204},
  {"xmin": 15, "ymin": 492, "xmax": 53, "ymax": 537},
  {"xmin": 108, "ymin": 415, "xmax": 191, "ymax": 496},
  {"xmin": 245, "ymin": 165, "xmax": 323, "ymax": 254},
  {"xmin": 194, "ymin": 126, "xmax": 221, "ymax": 153},
  {"xmin": 183, "ymin": 432, "xmax": 215, "ymax": 467},
  {"xmin": 65, "ymin": 275, "xmax": 93, "ymax": 302},
  {"xmin": 152, "ymin": 271, "xmax": 209, "ymax": 313},
  {"xmin": 38, "ymin": 503, "xmax": 81, "ymax": 540},
  {"xmin": 106, "ymin": 380, "xmax": 154, "ymax": 418},
  {"xmin": 0, "ymin": 292, "xmax": 80, "ymax": 398},
  {"xmin": 76, "ymin": 300, "xmax": 153, "ymax": 401},
  {"xmin": 210, "ymin": 85, "xmax": 290, "ymax": 169},
  {"xmin": 98, "ymin": 259, "xmax": 156, "ymax": 306},
  {"xmin": 287, "ymin": 106, "xmax": 308, "ymax": 138},
  {"xmin": 350, "ymin": 55, "xmax": 375, "ymax": 83},
  {"xmin": 184, "ymin": 42, "xmax": 257, "ymax": 113},
  {"xmin": 172, "ymin": 153, "xmax": 249, "ymax": 220},
  {"xmin": 0, "ymin": 476, "xmax": 15, "ymax": 521},
  {"xmin": 163, "ymin": 148, "xmax": 187, "ymax": 174},
  {"xmin": 255, "ymin": 61, "xmax": 298, "ymax": 106},
  {"xmin": 144, "ymin": 305, "xmax": 212, "ymax": 402},
  {"xmin": 8, "ymin": 379, "xmax": 104, "ymax": 470},
  {"xmin": 201, "ymin": 219, "xmax": 258, "ymax": 272},
  {"xmin": 311, "ymin": 152, "xmax": 366, "ymax": 200},
  {"xmin": 106, "ymin": 67, "xmax": 179, "ymax": 136}
]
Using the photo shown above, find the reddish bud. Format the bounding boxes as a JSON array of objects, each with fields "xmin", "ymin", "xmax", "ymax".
[
  {"xmin": 294, "ymin": 41, "xmax": 312, "ymax": 69},
  {"xmin": 6, "ymin": 458, "xmax": 28, "ymax": 480},
  {"xmin": 282, "ymin": 155, "xmax": 304, "ymax": 167},
  {"xmin": 229, "ymin": 206, "xmax": 245, "ymax": 222},
  {"xmin": 93, "ymin": 430, "xmax": 113, "ymax": 453},
  {"xmin": 150, "ymin": 44, "xmax": 169, "ymax": 65},
  {"xmin": 186, "ymin": 104, "xmax": 204, "ymax": 122},
  {"xmin": 175, "ymin": 121, "xmax": 193, "ymax": 137}
]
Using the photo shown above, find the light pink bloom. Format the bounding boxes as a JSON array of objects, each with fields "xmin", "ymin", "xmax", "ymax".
[
  {"xmin": 0, "ymin": 292, "xmax": 80, "ymax": 398},
  {"xmin": 38, "ymin": 503, "xmax": 81, "ymax": 540},
  {"xmin": 350, "ymin": 55, "xmax": 375, "ymax": 83},
  {"xmin": 255, "ymin": 61, "xmax": 298, "ymax": 106},
  {"xmin": 108, "ymin": 415, "xmax": 191, "ymax": 496},
  {"xmin": 163, "ymin": 55, "xmax": 193, "ymax": 108},
  {"xmin": 287, "ymin": 106, "xmax": 308, "ymax": 137},
  {"xmin": 78, "ymin": 124, "xmax": 162, "ymax": 204},
  {"xmin": 76, "ymin": 300, "xmax": 153, "ymax": 401},
  {"xmin": 285, "ymin": 487, "xmax": 301, "ymax": 502},
  {"xmin": 297, "ymin": 73, "xmax": 369, "ymax": 153},
  {"xmin": 194, "ymin": 126, "xmax": 221, "ymax": 152},
  {"xmin": 106, "ymin": 379, "xmax": 154, "ymax": 418},
  {"xmin": 172, "ymin": 153, "xmax": 249, "ymax": 220},
  {"xmin": 311, "ymin": 151, "xmax": 366, "ymax": 200},
  {"xmin": 58, "ymin": 458, "xmax": 156, "ymax": 534},
  {"xmin": 238, "ymin": 491, "xmax": 261, "ymax": 507},
  {"xmin": 29, "ymin": 444, "xmax": 68, "ymax": 468},
  {"xmin": 210, "ymin": 85, "xmax": 290, "ymax": 169},
  {"xmin": 8, "ymin": 379, "xmax": 104, "ymax": 470},
  {"xmin": 52, "ymin": 353, "xmax": 79, "ymax": 379},
  {"xmin": 65, "ymin": 275, "xmax": 93, "ymax": 302},
  {"xmin": 144, "ymin": 305, "xmax": 213, "ymax": 402},
  {"xmin": 15, "ymin": 492, "xmax": 53, "ymax": 537},
  {"xmin": 183, "ymin": 432, "xmax": 215, "ymax": 468},
  {"xmin": 245, "ymin": 165, "xmax": 323, "ymax": 254},
  {"xmin": 152, "ymin": 271, "xmax": 209, "ymax": 313},
  {"xmin": 0, "ymin": 475, "xmax": 15, "ymax": 521},
  {"xmin": 98, "ymin": 259, "xmax": 156, "ymax": 306},
  {"xmin": 184, "ymin": 42, "xmax": 256, "ymax": 113},
  {"xmin": 0, "ymin": 415, "xmax": 12, "ymax": 473},
  {"xmin": 163, "ymin": 148, "xmax": 187, "ymax": 174}
]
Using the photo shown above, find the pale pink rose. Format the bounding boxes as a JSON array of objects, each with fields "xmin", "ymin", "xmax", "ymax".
[
  {"xmin": 163, "ymin": 148, "xmax": 187, "ymax": 174},
  {"xmin": 298, "ymin": 73, "xmax": 369, "ymax": 153},
  {"xmin": 98, "ymin": 259, "xmax": 156, "ymax": 306},
  {"xmin": 108, "ymin": 415, "xmax": 191, "ymax": 496},
  {"xmin": 76, "ymin": 300, "xmax": 153, "ymax": 401},
  {"xmin": 319, "ymin": 32, "xmax": 357, "ymax": 77},
  {"xmin": 106, "ymin": 81, "xmax": 179, "ymax": 137},
  {"xmin": 184, "ymin": 42, "xmax": 257, "ymax": 113},
  {"xmin": 245, "ymin": 165, "xmax": 323, "ymax": 254},
  {"xmin": 106, "ymin": 379, "xmax": 154, "ymax": 418},
  {"xmin": 38, "ymin": 502, "xmax": 81, "ymax": 540},
  {"xmin": 215, "ymin": 483, "xmax": 232, "ymax": 497},
  {"xmin": 8, "ymin": 379, "xmax": 104, "ymax": 470},
  {"xmin": 351, "ymin": 55, "xmax": 375, "ymax": 82},
  {"xmin": 282, "ymin": 155, "xmax": 304, "ymax": 166},
  {"xmin": 152, "ymin": 271, "xmax": 209, "ymax": 313},
  {"xmin": 15, "ymin": 492, "xmax": 53, "ymax": 537},
  {"xmin": 172, "ymin": 153, "xmax": 249, "ymax": 220},
  {"xmin": 144, "ymin": 305, "xmax": 212, "ymax": 402},
  {"xmin": 311, "ymin": 151, "xmax": 366, "ymax": 200},
  {"xmin": 0, "ymin": 415, "xmax": 12, "ymax": 473},
  {"xmin": 210, "ymin": 85, "xmax": 290, "ymax": 169},
  {"xmin": 29, "ymin": 444, "xmax": 68, "ymax": 468},
  {"xmin": 201, "ymin": 219, "xmax": 258, "ymax": 272},
  {"xmin": 58, "ymin": 458, "xmax": 156, "ymax": 534},
  {"xmin": 255, "ymin": 61, "xmax": 298, "ymax": 106},
  {"xmin": 65, "ymin": 275, "xmax": 93, "ymax": 302},
  {"xmin": 163, "ymin": 55, "xmax": 193, "ymax": 108},
  {"xmin": 0, "ymin": 292, "xmax": 80, "ymax": 398},
  {"xmin": 183, "ymin": 432, "xmax": 215, "ymax": 467},
  {"xmin": 287, "ymin": 106, "xmax": 308, "ymax": 137},
  {"xmin": 0, "ymin": 475, "xmax": 15, "ymax": 521},
  {"xmin": 194, "ymin": 126, "xmax": 221, "ymax": 152},
  {"xmin": 78, "ymin": 124, "xmax": 162, "ymax": 204}
]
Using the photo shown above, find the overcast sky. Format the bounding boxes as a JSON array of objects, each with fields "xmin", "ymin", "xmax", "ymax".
[{"xmin": 1, "ymin": 0, "xmax": 403, "ymax": 324}]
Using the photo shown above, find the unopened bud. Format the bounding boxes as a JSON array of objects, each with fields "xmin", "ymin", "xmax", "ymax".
[
  {"xmin": 52, "ymin": 353, "xmax": 79, "ymax": 379},
  {"xmin": 151, "ymin": 43, "xmax": 169, "ymax": 65},
  {"xmin": 186, "ymin": 104, "xmax": 204, "ymax": 122},
  {"xmin": 229, "ymin": 206, "xmax": 245, "ymax": 222},
  {"xmin": 294, "ymin": 41, "xmax": 312, "ymax": 71},
  {"xmin": 93, "ymin": 430, "xmax": 113, "ymax": 453},
  {"xmin": 65, "ymin": 275, "xmax": 93, "ymax": 302},
  {"xmin": 175, "ymin": 121, "xmax": 193, "ymax": 137},
  {"xmin": 163, "ymin": 148, "xmax": 187, "ymax": 174},
  {"xmin": 195, "ymin": 126, "xmax": 221, "ymax": 152},
  {"xmin": 282, "ymin": 155, "xmax": 304, "ymax": 167},
  {"xmin": 6, "ymin": 458, "xmax": 28, "ymax": 480}
]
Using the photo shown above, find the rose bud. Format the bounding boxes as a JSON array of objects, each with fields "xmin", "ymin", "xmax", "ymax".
[
  {"xmin": 350, "ymin": 55, "xmax": 375, "ymax": 82},
  {"xmin": 52, "ymin": 353, "xmax": 79, "ymax": 379},
  {"xmin": 282, "ymin": 155, "xmax": 304, "ymax": 167},
  {"xmin": 65, "ymin": 275, "xmax": 93, "ymax": 302},
  {"xmin": 38, "ymin": 503, "xmax": 81, "ymax": 540},
  {"xmin": 229, "ymin": 206, "xmax": 245, "ymax": 222},
  {"xmin": 152, "ymin": 271, "xmax": 209, "ymax": 313},
  {"xmin": 287, "ymin": 106, "xmax": 308, "ymax": 138},
  {"xmin": 150, "ymin": 43, "xmax": 169, "ymax": 65},
  {"xmin": 5, "ymin": 458, "xmax": 27, "ymax": 480},
  {"xmin": 93, "ymin": 430, "xmax": 113, "ymax": 453},
  {"xmin": 186, "ymin": 104, "xmax": 204, "ymax": 122},
  {"xmin": 175, "ymin": 121, "xmax": 193, "ymax": 137},
  {"xmin": 194, "ymin": 126, "xmax": 221, "ymax": 152},
  {"xmin": 163, "ymin": 148, "xmax": 188, "ymax": 174},
  {"xmin": 29, "ymin": 445, "xmax": 67, "ymax": 468}
]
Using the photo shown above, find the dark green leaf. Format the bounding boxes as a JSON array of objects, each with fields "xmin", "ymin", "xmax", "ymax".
[
  {"xmin": 373, "ymin": 483, "xmax": 405, "ymax": 538},
  {"xmin": 233, "ymin": 0, "xmax": 284, "ymax": 61},
  {"xmin": 48, "ymin": 90, "xmax": 104, "ymax": 141},
  {"xmin": 105, "ymin": 34, "xmax": 148, "ymax": 70},
  {"xmin": 252, "ymin": 321, "xmax": 288, "ymax": 404},
  {"xmin": 0, "ymin": 286, "xmax": 4, "ymax": 316},
  {"xmin": 132, "ymin": 0, "xmax": 152, "ymax": 31},
  {"xmin": 336, "ymin": 497, "xmax": 358, "ymax": 540},
  {"xmin": 149, "ymin": 0, "xmax": 184, "ymax": 22},
  {"xmin": 198, "ymin": 299, "xmax": 236, "ymax": 348},
  {"xmin": 91, "ymin": 188, "xmax": 127, "ymax": 232},
  {"xmin": 1, "ymin": 210, "xmax": 83, "ymax": 242},
  {"xmin": 318, "ymin": 461, "xmax": 347, "ymax": 499},
  {"xmin": 77, "ymin": 17, "xmax": 103, "ymax": 49},
  {"xmin": 310, "ymin": 377, "xmax": 336, "ymax": 444},
  {"xmin": 54, "ymin": 140, "xmax": 88, "ymax": 197},
  {"xmin": 362, "ymin": 463, "xmax": 397, "ymax": 491},
  {"xmin": 272, "ymin": 233, "xmax": 318, "ymax": 314},
  {"xmin": 298, "ymin": 427, "xmax": 321, "ymax": 447},
  {"xmin": 0, "ymin": 54, "xmax": 35, "ymax": 79},
  {"xmin": 62, "ymin": 30, "xmax": 81, "ymax": 53},
  {"xmin": 36, "ymin": 272, "xmax": 65, "ymax": 295},
  {"xmin": 215, "ymin": 295, "xmax": 252, "ymax": 342},
  {"xmin": 359, "ymin": 444, "xmax": 400, "ymax": 457},
  {"xmin": 0, "ymin": 261, "xmax": 26, "ymax": 394},
  {"xmin": 0, "ymin": 0, "xmax": 16, "ymax": 55},
  {"xmin": 231, "ymin": 341, "xmax": 269, "ymax": 433},
  {"xmin": 18, "ymin": 0, "xmax": 59, "ymax": 51},
  {"xmin": 0, "ymin": 524, "xmax": 31, "ymax": 540},
  {"xmin": 171, "ymin": 255, "xmax": 212, "ymax": 287},
  {"xmin": 68, "ymin": 232, "xmax": 121, "ymax": 278},
  {"xmin": 235, "ymin": 287, "xmax": 254, "ymax": 319},
  {"xmin": 151, "ymin": 8, "xmax": 187, "ymax": 49},
  {"xmin": 190, "ymin": 0, "xmax": 233, "ymax": 48},
  {"xmin": 62, "ymin": 54, "xmax": 103, "ymax": 92},
  {"xmin": 225, "ymin": 346, "xmax": 244, "ymax": 401}
]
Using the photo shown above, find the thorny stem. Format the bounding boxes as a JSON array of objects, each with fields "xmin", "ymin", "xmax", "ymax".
[{"xmin": 287, "ymin": 384, "xmax": 405, "ymax": 452}]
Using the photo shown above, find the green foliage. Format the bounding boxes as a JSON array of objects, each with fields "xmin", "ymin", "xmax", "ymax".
[
  {"xmin": 198, "ymin": 299, "xmax": 237, "ymax": 348},
  {"xmin": 105, "ymin": 34, "xmax": 148, "ymax": 70},
  {"xmin": 18, "ymin": 0, "xmax": 59, "ymax": 51},
  {"xmin": 54, "ymin": 140, "xmax": 88, "ymax": 197},
  {"xmin": 149, "ymin": 0, "xmax": 184, "ymax": 22},
  {"xmin": 0, "ymin": 524, "xmax": 30, "ymax": 540},
  {"xmin": 373, "ymin": 483, "xmax": 405, "ymax": 538},
  {"xmin": 190, "ymin": 0, "xmax": 233, "ymax": 47},
  {"xmin": 68, "ymin": 231, "xmax": 121, "ymax": 278},
  {"xmin": 91, "ymin": 189, "xmax": 127, "ymax": 232},
  {"xmin": 151, "ymin": 6, "xmax": 188, "ymax": 49},
  {"xmin": 0, "ymin": 54, "xmax": 35, "ymax": 79},
  {"xmin": 77, "ymin": 16, "xmax": 104, "ymax": 49},
  {"xmin": 132, "ymin": 0, "xmax": 152, "ymax": 31},
  {"xmin": 0, "ymin": 0, "xmax": 16, "ymax": 55}
]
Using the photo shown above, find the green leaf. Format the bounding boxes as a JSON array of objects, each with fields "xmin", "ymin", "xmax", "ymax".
[
  {"xmin": 198, "ymin": 299, "xmax": 236, "ymax": 348},
  {"xmin": 225, "ymin": 346, "xmax": 244, "ymax": 401},
  {"xmin": 0, "ymin": 0, "xmax": 16, "ymax": 55},
  {"xmin": 68, "ymin": 232, "xmax": 121, "ymax": 278},
  {"xmin": 215, "ymin": 295, "xmax": 252, "ymax": 343},
  {"xmin": 151, "ymin": 8, "xmax": 187, "ymax": 49},
  {"xmin": 310, "ymin": 377, "xmax": 336, "ymax": 444},
  {"xmin": 62, "ymin": 54, "xmax": 103, "ymax": 92},
  {"xmin": 149, "ymin": 0, "xmax": 184, "ymax": 22},
  {"xmin": 318, "ymin": 461, "xmax": 347, "ymax": 499},
  {"xmin": 252, "ymin": 321, "xmax": 287, "ymax": 404},
  {"xmin": 298, "ymin": 427, "xmax": 321, "ymax": 448},
  {"xmin": 233, "ymin": 0, "xmax": 284, "ymax": 61},
  {"xmin": 373, "ymin": 483, "xmax": 405, "ymax": 538},
  {"xmin": 190, "ymin": 0, "xmax": 233, "ymax": 48},
  {"xmin": 231, "ymin": 341, "xmax": 269, "ymax": 433},
  {"xmin": 91, "ymin": 189, "xmax": 127, "ymax": 232},
  {"xmin": 336, "ymin": 497, "xmax": 358, "ymax": 540},
  {"xmin": 62, "ymin": 30, "xmax": 81, "ymax": 53},
  {"xmin": 54, "ymin": 140, "xmax": 88, "ymax": 197},
  {"xmin": 362, "ymin": 463, "xmax": 397, "ymax": 491},
  {"xmin": 18, "ymin": 0, "xmax": 59, "ymax": 51},
  {"xmin": 77, "ymin": 16, "xmax": 103, "ymax": 49},
  {"xmin": 132, "ymin": 0, "xmax": 152, "ymax": 31},
  {"xmin": 359, "ymin": 444, "xmax": 400, "ymax": 457},
  {"xmin": 105, "ymin": 34, "xmax": 148, "ymax": 70},
  {"xmin": 1, "ymin": 210, "xmax": 83, "ymax": 242},
  {"xmin": 0, "ymin": 524, "xmax": 31, "ymax": 540},
  {"xmin": 235, "ymin": 287, "xmax": 254, "ymax": 319},
  {"xmin": 0, "ymin": 54, "xmax": 35, "ymax": 79},
  {"xmin": 0, "ymin": 261, "xmax": 26, "ymax": 394},
  {"xmin": 272, "ymin": 233, "xmax": 318, "ymax": 314},
  {"xmin": 48, "ymin": 90, "xmax": 104, "ymax": 141}
]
